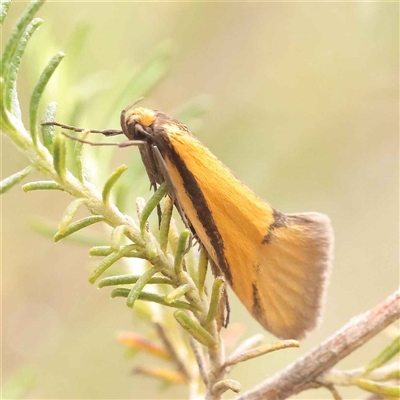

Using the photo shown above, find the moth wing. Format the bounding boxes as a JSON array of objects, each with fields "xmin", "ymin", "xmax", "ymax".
[{"xmin": 252, "ymin": 212, "xmax": 333, "ymax": 339}]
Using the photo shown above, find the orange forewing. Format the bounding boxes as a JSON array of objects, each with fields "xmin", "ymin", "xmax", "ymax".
[{"xmin": 161, "ymin": 123, "xmax": 333, "ymax": 339}]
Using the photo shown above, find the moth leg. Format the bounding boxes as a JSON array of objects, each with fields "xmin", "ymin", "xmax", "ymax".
[
  {"xmin": 151, "ymin": 145, "xmax": 191, "ymax": 232},
  {"xmin": 132, "ymin": 125, "xmax": 164, "ymax": 226},
  {"xmin": 182, "ymin": 234, "xmax": 194, "ymax": 256},
  {"xmin": 223, "ymin": 287, "xmax": 230, "ymax": 328},
  {"xmin": 136, "ymin": 142, "xmax": 164, "ymax": 225}
]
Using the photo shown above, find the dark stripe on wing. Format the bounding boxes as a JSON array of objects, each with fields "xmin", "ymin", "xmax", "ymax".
[
  {"xmin": 153, "ymin": 127, "xmax": 233, "ymax": 286},
  {"xmin": 262, "ymin": 209, "xmax": 286, "ymax": 244},
  {"xmin": 252, "ymin": 283, "xmax": 263, "ymax": 321}
]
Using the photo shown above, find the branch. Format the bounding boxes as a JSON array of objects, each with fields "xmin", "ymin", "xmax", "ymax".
[{"xmin": 236, "ymin": 288, "xmax": 400, "ymax": 400}]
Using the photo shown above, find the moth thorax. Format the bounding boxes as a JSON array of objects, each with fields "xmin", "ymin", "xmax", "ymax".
[{"xmin": 129, "ymin": 107, "xmax": 157, "ymax": 127}]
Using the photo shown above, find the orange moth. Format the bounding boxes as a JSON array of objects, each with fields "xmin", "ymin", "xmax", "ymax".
[
  {"xmin": 120, "ymin": 105, "xmax": 333, "ymax": 340},
  {"xmin": 53, "ymin": 103, "xmax": 334, "ymax": 340}
]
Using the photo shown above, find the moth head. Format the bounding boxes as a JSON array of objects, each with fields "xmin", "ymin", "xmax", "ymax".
[{"xmin": 121, "ymin": 107, "xmax": 157, "ymax": 140}]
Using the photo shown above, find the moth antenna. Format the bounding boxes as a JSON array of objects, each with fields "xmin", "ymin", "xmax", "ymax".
[
  {"xmin": 61, "ymin": 131, "xmax": 146, "ymax": 147},
  {"xmin": 41, "ymin": 121, "xmax": 123, "ymax": 136},
  {"xmin": 121, "ymin": 96, "xmax": 145, "ymax": 115}
]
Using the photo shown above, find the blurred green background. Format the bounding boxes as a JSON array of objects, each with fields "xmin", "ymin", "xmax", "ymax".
[{"xmin": 2, "ymin": 1, "xmax": 398, "ymax": 399}]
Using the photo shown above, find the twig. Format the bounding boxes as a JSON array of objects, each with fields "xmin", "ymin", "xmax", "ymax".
[
  {"xmin": 223, "ymin": 340, "xmax": 299, "ymax": 370},
  {"xmin": 225, "ymin": 334, "xmax": 264, "ymax": 374},
  {"xmin": 189, "ymin": 336, "xmax": 209, "ymax": 385},
  {"xmin": 212, "ymin": 379, "xmax": 241, "ymax": 397},
  {"xmin": 153, "ymin": 321, "xmax": 192, "ymax": 381},
  {"xmin": 319, "ymin": 383, "xmax": 343, "ymax": 400},
  {"xmin": 236, "ymin": 288, "xmax": 400, "ymax": 400}
]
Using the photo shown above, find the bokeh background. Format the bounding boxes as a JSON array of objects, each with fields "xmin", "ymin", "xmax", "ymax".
[{"xmin": 2, "ymin": 1, "xmax": 398, "ymax": 399}]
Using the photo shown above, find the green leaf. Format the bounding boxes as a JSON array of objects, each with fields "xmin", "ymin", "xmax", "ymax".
[
  {"xmin": 0, "ymin": 0, "xmax": 11, "ymax": 26},
  {"xmin": 140, "ymin": 183, "xmax": 167, "ymax": 232},
  {"xmin": 4, "ymin": 18, "xmax": 43, "ymax": 112},
  {"xmin": 164, "ymin": 284, "xmax": 191, "ymax": 304},
  {"xmin": 102, "ymin": 164, "xmax": 128, "ymax": 205},
  {"xmin": 29, "ymin": 218, "xmax": 105, "ymax": 247},
  {"xmin": 88, "ymin": 244, "xmax": 137, "ymax": 284},
  {"xmin": 112, "ymin": 289, "xmax": 195, "ymax": 311},
  {"xmin": 145, "ymin": 241, "xmax": 158, "ymax": 258},
  {"xmin": 174, "ymin": 229, "xmax": 190, "ymax": 275},
  {"xmin": 29, "ymin": 52, "xmax": 65, "ymax": 146},
  {"xmin": 98, "ymin": 274, "xmax": 174, "ymax": 288},
  {"xmin": 74, "ymin": 129, "xmax": 90, "ymax": 182},
  {"xmin": 111, "ymin": 225, "xmax": 128, "ymax": 251},
  {"xmin": 10, "ymin": 80, "xmax": 22, "ymax": 121},
  {"xmin": 58, "ymin": 198, "xmax": 87, "ymax": 234},
  {"xmin": 54, "ymin": 215, "xmax": 105, "ymax": 243},
  {"xmin": 22, "ymin": 180, "xmax": 64, "ymax": 192},
  {"xmin": 353, "ymin": 378, "xmax": 400, "ymax": 398},
  {"xmin": 53, "ymin": 133, "xmax": 67, "ymax": 180},
  {"xmin": 1, "ymin": 0, "xmax": 44, "ymax": 77},
  {"xmin": 126, "ymin": 266, "xmax": 161, "ymax": 308},
  {"xmin": 365, "ymin": 336, "xmax": 400, "ymax": 374},
  {"xmin": 174, "ymin": 310, "xmax": 216, "ymax": 348},
  {"xmin": 205, "ymin": 277, "xmax": 225, "ymax": 325},
  {"xmin": 89, "ymin": 245, "xmax": 143, "ymax": 257},
  {"xmin": 1, "ymin": 165, "xmax": 33, "ymax": 194},
  {"xmin": 40, "ymin": 102, "xmax": 57, "ymax": 151},
  {"xmin": 159, "ymin": 196, "xmax": 173, "ymax": 253}
]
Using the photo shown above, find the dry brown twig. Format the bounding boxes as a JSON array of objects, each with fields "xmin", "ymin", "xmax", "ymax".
[{"xmin": 236, "ymin": 288, "xmax": 400, "ymax": 400}]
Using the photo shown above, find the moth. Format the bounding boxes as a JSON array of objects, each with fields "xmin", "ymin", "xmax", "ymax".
[{"xmin": 50, "ymin": 102, "xmax": 334, "ymax": 340}]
